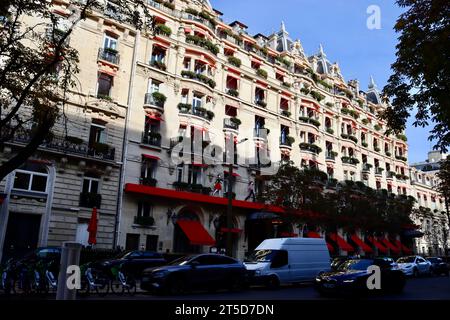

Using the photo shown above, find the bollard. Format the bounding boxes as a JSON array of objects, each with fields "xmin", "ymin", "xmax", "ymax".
[{"xmin": 56, "ymin": 242, "xmax": 82, "ymax": 300}]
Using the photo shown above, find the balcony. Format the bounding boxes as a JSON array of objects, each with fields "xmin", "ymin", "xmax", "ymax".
[
  {"xmin": 255, "ymin": 99, "xmax": 267, "ymax": 108},
  {"xmin": 299, "ymin": 142, "xmax": 322, "ymax": 154},
  {"xmin": 362, "ymin": 164, "xmax": 373, "ymax": 172},
  {"xmin": 341, "ymin": 133, "xmax": 358, "ymax": 144},
  {"xmin": 298, "ymin": 116, "xmax": 320, "ymax": 128},
  {"xmin": 395, "ymin": 155, "xmax": 408, "ymax": 162},
  {"xmin": 326, "ymin": 152, "xmax": 336, "ymax": 160},
  {"xmin": 341, "ymin": 156, "xmax": 360, "ymax": 165},
  {"xmin": 144, "ymin": 92, "xmax": 166, "ymax": 111},
  {"xmin": 375, "ymin": 167, "xmax": 384, "ymax": 176},
  {"xmin": 386, "ymin": 171, "xmax": 396, "ymax": 179},
  {"xmin": 141, "ymin": 132, "xmax": 162, "ymax": 148},
  {"xmin": 254, "ymin": 128, "xmax": 269, "ymax": 140},
  {"xmin": 133, "ymin": 216, "xmax": 155, "ymax": 227},
  {"xmin": 280, "ymin": 136, "xmax": 294, "ymax": 149},
  {"xmin": 98, "ymin": 48, "xmax": 120, "ymax": 65},
  {"xmin": 179, "ymin": 106, "xmax": 214, "ymax": 121},
  {"xmin": 226, "ymin": 88, "xmax": 239, "ymax": 97},
  {"xmin": 141, "ymin": 177, "xmax": 157, "ymax": 187},
  {"xmin": 223, "ymin": 118, "xmax": 240, "ymax": 131},
  {"xmin": 173, "ymin": 182, "xmax": 212, "ymax": 195},
  {"xmin": 79, "ymin": 192, "xmax": 102, "ymax": 208},
  {"xmin": 2, "ymin": 129, "xmax": 116, "ymax": 161}
]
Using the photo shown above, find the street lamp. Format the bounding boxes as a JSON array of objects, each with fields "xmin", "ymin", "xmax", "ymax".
[{"xmin": 225, "ymin": 137, "xmax": 248, "ymax": 257}]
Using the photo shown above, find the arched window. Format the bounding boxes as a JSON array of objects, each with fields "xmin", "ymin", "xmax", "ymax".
[{"xmin": 12, "ymin": 162, "xmax": 48, "ymax": 193}]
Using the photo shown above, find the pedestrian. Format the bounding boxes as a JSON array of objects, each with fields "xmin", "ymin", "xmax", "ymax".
[
  {"xmin": 245, "ymin": 181, "xmax": 256, "ymax": 202},
  {"xmin": 212, "ymin": 175, "xmax": 223, "ymax": 196}
]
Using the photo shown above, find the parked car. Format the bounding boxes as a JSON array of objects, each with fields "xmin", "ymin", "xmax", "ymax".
[
  {"xmin": 141, "ymin": 254, "xmax": 248, "ymax": 294},
  {"xmin": 331, "ymin": 257, "xmax": 349, "ymax": 271},
  {"xmin": 426, "ymin": 257, "xmax": 449, "ymax": 276},
  {"xmin": 244, "ymin": 238, "xmax": 331, "ymax": 289},
  {"xmin": 96, "ymin": 251, "xmax": 167, "ymax": 279},
  {"xmin": 396, "ymin": 255, "xmax": 432, "ymax": 277},
  {"xmin": 315, "ymin": 258, "xmax": 406, "ymax": 296}
]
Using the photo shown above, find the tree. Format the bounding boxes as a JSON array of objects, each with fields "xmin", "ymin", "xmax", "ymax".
[
  {"xmin": 0, "ymin": 0, "xmax": 153, "ymax": 181},
  {"xmin": 261, "ymin": 162, "xmax": 414, "ymax": 235},
  {"xmin": 381, "ymin": 0, "xmax": 450, "ymax": 152},
  {"xmin": 436, "ymin": 156, "xmax": 450, "ymax": 245}
]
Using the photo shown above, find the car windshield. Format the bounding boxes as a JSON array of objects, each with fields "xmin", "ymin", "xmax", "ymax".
[
  {"xmin": 246, "ymin": 250, "xmax": 280, "ymax": 263},
  {"xmin": 427, "ymin": 258, "xmax": 440, "ymax": 263},
  {"xmin": 168, "ymin": 256, "xmax": 193, "ymax": 266},
  {"xmin": 338, "ymin": 259, "xmax": 373, "ymax": 271},
  {"xmin": 397, "ymin": 257, "xmax": 415, "ymax": 263}
]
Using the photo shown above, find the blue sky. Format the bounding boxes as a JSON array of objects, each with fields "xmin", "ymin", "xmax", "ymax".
[{"xmin": 210, "ymin": 0, "xmax": 434, "ymax": 163}]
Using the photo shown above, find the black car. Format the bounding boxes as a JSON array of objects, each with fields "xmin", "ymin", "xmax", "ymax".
[
  {"xmin": 315, "ymin": 258, "xmax": 406, "ymax": 296},
  {"xmin": 141, "ymin": 254, "xmax": 248, "ymax": 295},
  {"xmin": 96, "ymin": 251, "xmax": 167, "ymax": 279},
  {"xmin": 427, "ymin": 257, "xmax": 449, "ymax": 276}
]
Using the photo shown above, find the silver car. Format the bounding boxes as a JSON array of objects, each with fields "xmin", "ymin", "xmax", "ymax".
[{"xmin": 396, "ymin": 255, "xmax": 432, "ymax": 277}]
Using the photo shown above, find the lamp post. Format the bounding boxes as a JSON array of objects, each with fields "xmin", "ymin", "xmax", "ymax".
[{"xmin": 225, "ymin": 137, "xmax": 248, "ymax": 257}]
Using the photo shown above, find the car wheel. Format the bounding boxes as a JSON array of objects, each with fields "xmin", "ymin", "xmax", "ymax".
[
  {"xmin": 413, "ymin": 268, "xmax": 419, "ymax": 278},
  {"xmin": 167, "ymin": 275, "xmax": 186, "ymax": 296},
  {"xmin": 266, "ymin": 275, "xmax": 280, "ymax": 290},
  {"xmin": 228, "ymin": 276, "xmax": 244, "ymax": 292}
]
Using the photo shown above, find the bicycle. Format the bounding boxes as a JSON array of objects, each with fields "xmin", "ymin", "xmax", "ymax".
[
  {"xmin": 78, "ymin": 264, "xmax": 110, "ymax": 297},
  {"xmin": 109, "ymin": 264, "xmax": 137, "ymax": 296},
  {"xmin": 1, "ymin": 260, "xmax": 15, "ymax": 295}
]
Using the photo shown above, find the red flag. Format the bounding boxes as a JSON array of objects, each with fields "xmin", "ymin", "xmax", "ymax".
[{"xmin": 87, "ymin": 207, "xmax": 98, "ymax": 245}]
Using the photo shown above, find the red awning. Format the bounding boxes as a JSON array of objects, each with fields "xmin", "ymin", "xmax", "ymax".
[
  {"xmin": 306, "ymin": 231, "xmax": 322, "ymax": 238},
  {"xmin": 368, "ymin": 236, "xmax": 388, "ymax": 254},
  {"xmin": 350, "ymin": 234, "xmax": 374, "ymax": 253},
  {"xmin": 395, "ymin": 240, "xmax": 413, "ymax": 254},
  {"xmin": 224, "ymin": 171, "xmax": 240, "ymax": 177},
  {"xmin": 329, "ymin": 233, "xmax": 354, "ymax": 252},
  {"xmin": 382, "ymin": 238, "xmax": 401, "ymax": 254},
  {"xmin": 146, "ymin": 114, "xmax": 164, "ymax": 122},
  {"xmin": 192, "ymin": 162, "xmax": 208, "ymax": 168},
  {"xmin": 142, "ymin": 154, "xmax": 160, "ymax": 161},
  {"xmin": 220, "ymin": 228, "xmax": 242, "ymax": 234},
  {"xmin": 177, "ymin": 220, "xmax": 216, "ymax": 246},
  {"xmin": 327, "ymin": 243, "xmax": 335, "ymax": 253},
  {"xmin": 279, "ymin": 232, "xmax": 298, "ymax": 238}
]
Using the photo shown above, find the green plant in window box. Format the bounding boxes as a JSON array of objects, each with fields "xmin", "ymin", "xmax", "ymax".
[
  {"xmin": 374, "ymin": 124, "xmax": 382, "ymax": 131},
  {"xmin": 177, "ymin": 103, "xmax": 192, "ymax": 112},
  {"xmin": 104, "ymin": 47, "xmax": 118, "ymax": 54},
  {"xmin": 97, "ymin": 94, "xmax": 113, "ymax": 102},
  {"xmin": 230, "ymin": 117, "xmax": 241, "ymax": 126},
  {"xmin": 325, "ymin": 102, "xmax": 333, "ymax": 108},
  {"xmin": 142, "ymin": 177, "xmax": 157, "ymax": 187},
  {"xmin": 362, "ymin": 142, "xmax": 368, "ymax": 148},
  {"xmin": 281, "ymin": 110, "xmax": 291, "ymax": 117},
  {"xmin": 256, "ymin": 68, "xmax": 268, "ymax": 79},
  {"xmin": 206, "ymin": 110, "xmax": 215, "ymax": 120},
  {"xmin": 155, "ymin": 24, "xmax": 172, "ymax": 36},
  {"xmin": 362, "ymin": 118, "xmax": 369, "ymax": 125},
  {"xmin": 152, "ymin": 92, "xmax": 167, "ymax": 104},
  {"xmin": 227, "ymin": 88, "xmax": 239, "ymax": 97},
  {"xmin": 385, "ymin": 151, "xmax": 392, "ymax": 157},
  {"xmin": 185, "ymin": 8, "xmax": 199, "ymax": 15},
  {"xmin": 162, "ymin": 2, "xmax": 175, "ymax": 10},
  {"xmin": 227, "ymin": 56, "xmax": 242, "ymax": 68},
  {"xmin": 326, "ymin": 127, "xmax": 334, "ymax": 134}
]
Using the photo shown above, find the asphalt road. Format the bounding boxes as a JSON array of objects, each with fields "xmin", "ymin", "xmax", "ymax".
[{"xmin": 81, "ymin": 275, "xmax": 450, "ymax": 301}]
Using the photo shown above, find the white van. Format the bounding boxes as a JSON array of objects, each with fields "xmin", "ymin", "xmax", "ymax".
[{"xmin": 244, "ymin": 238, "xmax": 331, "ymax": 288}]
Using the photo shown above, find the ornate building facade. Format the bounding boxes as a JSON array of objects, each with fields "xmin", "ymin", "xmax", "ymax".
[{"xmin": 0, "ymin": 0, "xmax": 448, "ymax": 261}]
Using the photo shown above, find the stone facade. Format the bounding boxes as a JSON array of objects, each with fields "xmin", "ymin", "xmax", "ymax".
[{"xmin": 0, "ymin": 0, "xmax": 448, "ymax": 261}]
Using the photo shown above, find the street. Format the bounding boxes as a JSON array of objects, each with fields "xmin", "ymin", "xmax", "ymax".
[{"xmin": 80, "ymin": 276, "xmax": 450, "ymax": 301}]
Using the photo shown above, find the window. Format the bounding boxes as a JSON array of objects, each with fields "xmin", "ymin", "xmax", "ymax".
[
  {"xmin": 225, "ymin": 105, "xmax": 237, "ymax": 117},
  {"xmin": 251, "ymin": 60, "xmax": 261, "ymax": 70},
  {"xmin": 192, "ymin": 93, "xmax": 202, "ymax": 110},
  {"xmin": 97, "ymin": 73, "xmax": 113, "ymax": 97},
  {"xmin": 103, "ymin": 34, "xmax": 118, "ymax": 50},
  {"xmin": 137, "ymin": 201, "xmax": 152, "ymax": 218},
  {"xmin": 89, "ymin": 120, "xmax": 107, "ymax": 145},
  {"xmin": 13, "ymin": 163, "xmax": 48, "ymax": 193},
  {"xmin": 150, "ymin": 45, "xmax": 166, "ymax": 64},
  {"xmin": 188, "ymin": 165, "xmax": 203, "ymax": 185},
  {"xmin": 141, "ymin": 158, "xmax": 157, "ymax": 180},
  {"xmin": 270, "ymin": 250, "xmax": 288, "ymax": 269},
  {"xmin": 176, "ymin": 164, "xmax": 184, "ymax": 182},
  {"xmin": 82, "ymin": 176, "xmax": 99, "ymax": 194},
  {"xmin": 183, "ymin": 57, "xmax": 191, "ymax": 70},
  {"xmin": 148, "ymin": 79, "xmax": 160, "ymax": 94}
]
